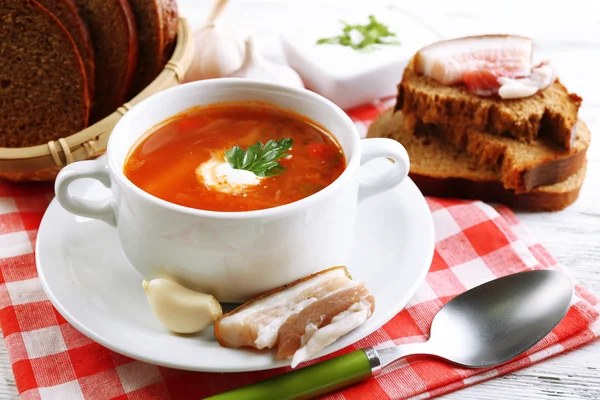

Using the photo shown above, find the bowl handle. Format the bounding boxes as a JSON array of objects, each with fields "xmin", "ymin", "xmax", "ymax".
[
  {"xmin": 54, "ymin": 160, "xmax": 116, "ymax": 227},
  {"xmin": 357, "ymin": 138, "xmax": 410, "ymax": 203}
]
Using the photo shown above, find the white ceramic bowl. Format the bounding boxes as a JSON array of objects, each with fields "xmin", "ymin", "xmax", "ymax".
[
  {"xmin": 54, "ymin": 79, "xmax": 409, "ymax": 302},
  {"xmin": 281, "ymin": 6, "xmax": 441, "ymax": 110}
]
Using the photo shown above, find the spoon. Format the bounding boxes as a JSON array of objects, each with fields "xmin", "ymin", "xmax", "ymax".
[{"xmin": 205, "ymin": 269, "xmax": 573, "ymax": 400}]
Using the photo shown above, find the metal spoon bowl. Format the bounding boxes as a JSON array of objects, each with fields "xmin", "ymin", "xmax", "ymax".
[
  {"xmin": 207, "ymin": 270, "xmax": 574, "ymax": 400},
  {"xmin": 375, "ymin": 269, "xmax": 574, "ymax": 370}
]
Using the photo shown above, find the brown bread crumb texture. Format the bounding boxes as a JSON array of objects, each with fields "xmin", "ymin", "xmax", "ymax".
[
  {"xmin": 74, "ymin": 0, "xmax": 138, "ymax": 123},
  {"xmin": 0, "ymin": 0, "xmax": 90, "ymax": 148},
  {"xmin": 35, "ymin": 0, "xmax": 95, "ymax": 99},
  {"xmin": 367, "ymin": 110, "xmax": 585, "ymax": 211},
  {"xmin": 127, "ymin": 0, "xmax": 178, "ymax": 98},
  {"xmin": 396, "ymin": 64, "xmax": 582, "ymax": 149},
  {"xmin": 159, "ymin": 0, "xmax": 178, "ymax": 66},
  {"xmin": 404, "ymin": 113, "xmax": 590, "ymax": 192}
]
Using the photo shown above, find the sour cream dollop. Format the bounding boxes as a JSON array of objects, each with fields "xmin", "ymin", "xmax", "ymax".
[{"xmin": 196, "ymin": 156, "xmax": 261, "ymax": 194}]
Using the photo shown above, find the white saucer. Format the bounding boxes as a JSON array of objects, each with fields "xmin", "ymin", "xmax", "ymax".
[{"xmin": 36, "ymin": 159, "xmax": 434, "ymax": 372}]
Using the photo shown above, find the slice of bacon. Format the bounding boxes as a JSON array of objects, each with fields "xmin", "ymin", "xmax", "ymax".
[
  {"xmin": 414, "ymin": 35, "xmax": 555, "ymax": 99},
  {"xmin": 463, "ymin": 69, "xmax": 501, "ymax": 97},
  {"xmin": 214, "ymin": 266, "xmax": 375, "ymax": 367}
]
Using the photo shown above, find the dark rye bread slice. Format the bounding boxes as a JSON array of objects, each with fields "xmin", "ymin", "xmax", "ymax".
[
  {"xmin": 128, "ymin": 0, "xmax": 178, "ymax": 97},
  {"xmin": 404, "ymin": 113, "xmax": 590, "ymax": 193},
  {"xmin": 0, "ymin": 0, "xmax": 90, "ymax": 148},
  {"xmin": 36, "ymin": 0, "xmax": 95, "ymax": 98},
  {"xmin": 159, "ymin": 0, "xmax": 178, "ymax": 66},
  {"xmin": 74, "ymin": 0, "xmax": 138, "ymax": 122},
  {"xmin": 367, "ymin": 110, "xmax": 585, "ymax": 212},
  {"xmin": 395, "ymin": 61, "xmax": 582, "ymax": 149}
]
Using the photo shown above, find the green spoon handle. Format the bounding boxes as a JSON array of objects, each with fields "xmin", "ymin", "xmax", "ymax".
[{"xmin": 204, "ymin": 349, "xmax": 374, "ymax": 400}]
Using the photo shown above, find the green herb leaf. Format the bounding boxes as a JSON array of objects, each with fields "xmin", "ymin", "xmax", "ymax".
[
  {"xmin": 224, "ymin": 138, "xmax": 293, "ymax": 177},
  {"xmin": 316, "ymin": 15, "xmax": 400, "ymax": 51},
  {"xmin": 223, "ymin": 145, "xmax": 244, "ymax": 168}
]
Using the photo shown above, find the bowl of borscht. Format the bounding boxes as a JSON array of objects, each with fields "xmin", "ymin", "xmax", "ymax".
[{"xmin": 54, "ymin": 78, "xmax": 410, "ymax": 302}]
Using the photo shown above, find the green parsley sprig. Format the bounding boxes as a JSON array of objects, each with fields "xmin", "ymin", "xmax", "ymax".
[
  {"xmin": 316, "ymin": 15, "xmax": 400, "ymax": 51},
  {"xmin": 224, "ymin": 138, "xmax": 293, "ymax": 177}
]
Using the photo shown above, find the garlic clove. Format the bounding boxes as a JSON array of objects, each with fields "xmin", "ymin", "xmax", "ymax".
[
  {"xmin": 184, "ymin": 0, "xmax": 245, "ymax": 82},
  {"xmin": 229, "ymin": 37, "xmax": 304, "ymax": 88},
  {"xmin": 143, "ymin": 279, "xmax": 223, "ymax": 334},
  {"xmin": 185, "ymin": 25, "xmax": 245, "ymax": 82}
]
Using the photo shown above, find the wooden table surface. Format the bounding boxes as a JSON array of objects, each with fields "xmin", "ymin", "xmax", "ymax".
[{"xmin": 0, "ymin": 0, "xmax": 598, "ymax": 398}]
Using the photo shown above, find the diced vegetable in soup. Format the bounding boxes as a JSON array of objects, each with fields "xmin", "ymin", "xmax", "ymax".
[{"xmin": 123, "ymin": 103, "xmax": 346, "ymax": 212}]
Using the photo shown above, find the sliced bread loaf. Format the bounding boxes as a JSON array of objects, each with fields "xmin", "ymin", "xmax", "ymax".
[
  {"xmin": 396, "ymin": 61, "xmax": 582, "ymax": 149},
  {"xmin": 368, "ymin": 110, "xmax": 585, "ymax": 211},
  {"xmin": 74, "ymin": 0, "xmax": 138, "ymax": 122},
  {"xmin": 159, "ymin": 0, "xmax": 178, "ymax": 66},
  {"xmin": 128, "ymin": 0, "xmax": 178, "ymax": 97},
  {"xmin": 404, "ymin": 113, "xmax": 590, "ymax": 192},
  {"xmin": 36, "ymin": 0, "xmax": 95, "ymax": 99},
  {"xmin": 0, "ymin": 0, "xmax": 90, "ymax": 148}
]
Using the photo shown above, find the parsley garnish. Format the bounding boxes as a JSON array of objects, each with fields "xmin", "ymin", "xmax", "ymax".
[
  {"xmin": 316, "ymin": 15, "xmax": 400, "ymax": 51},
  {"xmin": 224, "ymin": 138, "xmax": 293, "ymax": 177}
]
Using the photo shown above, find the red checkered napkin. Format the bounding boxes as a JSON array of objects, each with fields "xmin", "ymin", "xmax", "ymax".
[{"xmin": 0, "ymin": 103, "xmax": 598, "ymax": 399}]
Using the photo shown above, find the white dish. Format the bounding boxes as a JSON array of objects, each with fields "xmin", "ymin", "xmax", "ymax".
[
  {"xmin": 177, "ymin": 1, "xmax": 441, "ymax": 110},
  {"xmin": 55, "ymin": 79, "xmax": 409, "ymax": 303},
  {"xmin": 37, "ymin": 157, "xmax": 434, "ymax": 372},
  {"xmin": 280, "ymin": 5, "xmax": 441, "ymax": 109}
]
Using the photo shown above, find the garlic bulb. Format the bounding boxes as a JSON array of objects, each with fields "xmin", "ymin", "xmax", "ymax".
[
  {"xmin": 184, "ymin": 0, "xmax": 244, "ymax": 82},
  {"xmin": 229, "ymin": 37, "xmax": 304, "ymax": 88},
  {"xmin": 143, "ymin": 279, "xmax": 223, "ymax": 334}
]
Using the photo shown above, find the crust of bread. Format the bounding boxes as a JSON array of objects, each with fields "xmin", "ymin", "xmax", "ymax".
[
  {"xmin": 158, "ymin": 0, "xmax": 178, "ymax": 65},
  {"xmin": 36, "ymin": 0, "xmax": 95, "ymax": 98},
  {"xmin": 396, "ymin": 59, "xmax": 582, "ymax": 149},
  {"xmin": 367, "ymin": 110, "xmax": 585, "ymax": 211},
  {"xmin": 127, "ymin": 0, "xmax": 178, "ymax": 98},
  {"xmin": 410, "ymin": 167, "xmax": 585, "ymax": 212},
  {"xmin": 403, "ymin": 113, "xmax": 590, "ymax": 192},
  {"xmin": 74, "ymin": 0, "xmax": 139, "ymax": 122}
]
